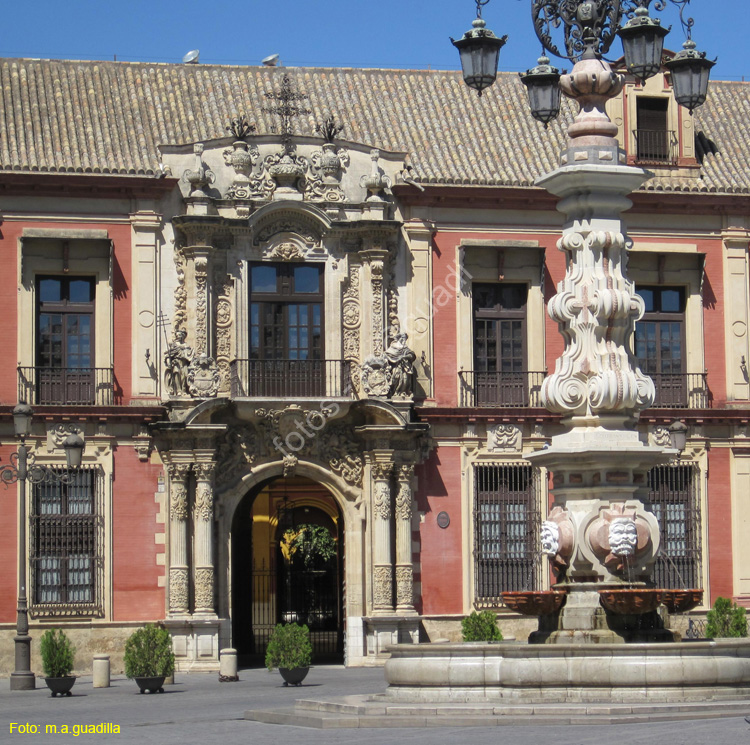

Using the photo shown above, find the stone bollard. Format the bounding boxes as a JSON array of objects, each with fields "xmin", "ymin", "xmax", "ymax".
[
  {"xmin": 92, "ymin": 654, "xmax": 110, "ymax": 688},
  {"xmin": 219, "ymin": 648, "xmax": 239, "ymax": 682}
]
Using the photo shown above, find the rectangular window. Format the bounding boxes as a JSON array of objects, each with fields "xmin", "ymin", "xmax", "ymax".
[
  {"xmin": 471, "ymin": 283, "xmax": 529, "ymax": 406},
  {"xmin": 30, "ymin": 467, "xmax": 103, "ymax": 617},
  {"xmin": 34, "ymin": 276, "xmax": 96, "ymax": 405},
  {"xmin": 474, "ymin": 464, "xmax": 540, "ymax": 606},
  {"xmin": 634, "ymin": 97, "xmax": 675, "ymax": 163},
  {"xmin": 648, "ymin": 463, "xmax": 701, "ymax": 589}
]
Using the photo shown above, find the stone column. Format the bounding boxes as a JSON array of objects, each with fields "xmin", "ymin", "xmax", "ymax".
[
  {"xmin": 193, "ymin": 462, "xmax": 216, "ymax": 615},
  {"xmin": 395, "ymin": 464, "xmax": 415, "ymax": 612},
  {"xmin": 371, "ymin": 462, "xmax": 394, "ymax": 613},
  {"xmin": 168, "ymin": 463, "xmax": 191, "ymax": 615}
]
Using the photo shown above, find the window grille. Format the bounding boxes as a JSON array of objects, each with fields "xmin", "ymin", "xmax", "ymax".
[
  {"xmin": 474, "ymin": 463, "xmax": 541, "ymax": 607},
  {"xmin": 648, "ymin": 463, "xmax": 701, "ymax": 590},
  {"xmin": 29, "ymin": 467, "xmax": 104, "ymax": 617}
]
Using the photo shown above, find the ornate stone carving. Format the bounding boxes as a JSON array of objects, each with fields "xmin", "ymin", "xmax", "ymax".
[
  {"xmin": 318, "ymin": 425, "xmax": 363, "ymax": 487},
  {"xmin": 214, "ymin": 269, "xmax": 233, "ymax": 395},
  {"xmin": 194, "ymin": 567, "xmax": 214, "ymax": 611},
  {"xmin": 608, "ymin": 517, "xmax": 638, "ymax": 557},
  {"xmin": 216, "ymin": 427, "xmax": 258, "ymax": 487},
  {"xmin": 283, "ymin": 453, "xmax": 298, "ymax": 478},
  {"xmin": 385, "ymin": 332, "xmax": 416, "ymax": 397},
  {"xmin": 395, "ymin": 566, "xmax": 414, "ymax": 607},
  {"xmin": 169, "ymin": 567, "xmax": 189, "ymax": 613},
  {"xmin": 371, "ymin": 260, "xmax": 385, "ymax": 358},
  {"xmin": 541, "ymin": 521, "xmax": 560, "ymax": 556},
  {"xmin": 373, "ymin": 565, "xmax": 393, "ymax": 608},
  {"xmin": 173, "ymin": 245, "xmax": 188, "ymax": 334},
  {"xmin": 541, "ymin": 230, "xmax": 655, "ymax": 421},
  {"xmin": 47, "ymin": 423, "xmax": 84, "ymax": 449},
  {"xmin": 266, "ymin": 150, "xmax": 308, "ymax": 196},
  {"xmin": 265, "ymin": 242, "xmax": 306, "ymax": 261},
  {"xmin": 360, "ymin": 149, "xmax": 391, "ymax": 201},
  {"xmin": 342, "ymin": 263, "xmax": 361, "ymax": 388},
  {"xmin": 650, "ymin": 426, "xmax": 673, "ymax": 448},
  {"xmin": 306, "ymin": 140, "xmax": 350, "ymax": 202},
  {"xmin": 487, "ymin": 424, "xmax": 522, "ymax": 453},
  {"xmin": 183, "ymin": 143, "xmax": 215, "ymax": 196},
  {"xmin": 194, "ymin": 255, "xmax": 209, "ymax": 356},
  {"xmin": 373, "ymin": 479, "xmax": 392, "ymax": 521},
  {"xmin": 586, "ymin": 503, "xmax": 652, "ymax": 574},
  {"xmin": 254, "ymin": 217, "xmax": 320, "ymax": 249},
  {"xmin": 542, "ymin": 505, "xmax": 575, "ymax": 576},
  {"xmin": 194, "ymin": 479, "xmax": 214, "ymax": 522},
  {"xmin": 168, "ymin": 464, "xmax": 191, "ymax": 521},
  {"xmin": 395, "ymin": 465, "xmax": 414, "ymax": 521},
  {"xmin": 164, "ymin": 329, "xmax": 194, "ymax": 397},
  {"xmin": 361, "ymin": 355, "xmax": 391, "ymax": 397},
  {"xmin": 187, "ymin": 356, "xmax": 220, "ymax": 398}
]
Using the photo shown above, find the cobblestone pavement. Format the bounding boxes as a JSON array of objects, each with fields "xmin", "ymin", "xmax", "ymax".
[{"xmin": 2, "ymin": 666, "xmax": 749, "ymax": 744}]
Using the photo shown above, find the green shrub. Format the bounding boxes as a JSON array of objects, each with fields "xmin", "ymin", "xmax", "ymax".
[
  {"xmin": 461, "ymin": 611, "xmax": 503, "ymax": 642},
  {"xmin": 40, "ymin": 629, "xmax": 75, "ymax": 678},
  {"xmin": 706, "ymin": 596, "xmax": 748, "ymax": 638},
  {"xmin": 265, "ymin": 623, "xmax": 312, "ymax": 671},
  {"xmin": 124, "ymin": 624, "xmax": 175, "ymax": 678}
]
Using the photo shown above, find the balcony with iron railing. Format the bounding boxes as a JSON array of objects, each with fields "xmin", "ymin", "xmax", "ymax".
[
  {"xmin": 18, "ymin": 367, "xmax": 115, "ymax": 407},
  {"xmin": 633, "ymin": 129, "xmax": 678, "ymax": 165},
  {"xmin": 648, "ymin": 372, "xmax": 710, "ymax": 409},
  {"xmin": 230, "ymin": 359, "xmax": 354, "ymax": 399},
  {"xmin": 459, "ymin": 371, "xmax": 546, "ymax": 408}
]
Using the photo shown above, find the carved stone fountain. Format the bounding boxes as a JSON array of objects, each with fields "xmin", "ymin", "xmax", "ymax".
[{"xmin": 382, "ymin": 46, "xmax": 750, "ymax": 707}]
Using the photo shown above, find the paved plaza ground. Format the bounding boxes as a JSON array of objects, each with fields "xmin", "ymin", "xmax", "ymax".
[{"xmin": 2, "ymin": 666, "xmax": 750, "ymax": 744}]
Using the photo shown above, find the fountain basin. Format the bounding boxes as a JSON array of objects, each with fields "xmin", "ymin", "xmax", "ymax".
[
  {"xmin": 598, "ymin": 588, "xmax": 662, "ymax": 614},
  {"xmin": 384, "ymin": 640, "xmax": 750, "ymax": 703},
  {"xmin": 501, "ymin": 590, "xmax": 567, "ymax": 616},
  {"xmin": 659, "ymin": 588, "xmax": 703, "ymax": 614}
]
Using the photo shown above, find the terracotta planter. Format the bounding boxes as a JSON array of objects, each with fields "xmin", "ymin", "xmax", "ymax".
[
  {"xmin": 501, "ymin": 590, "xmax": 567, "ymax": 616},
  {"xmin": 134, "ymin": 675, "xmax": 165, "ymax": 694},
  {"xmin": 598, "ymin": 588, "xmax": 662, "ymax": 615},
  {"xmin": 44, "ymin": 676, "xmax": 76, "ymax": 697},
  {"xmin": 279, "ymin": 666, "xmax": 309, "ymax": 687},
  {"xmin": 658, "ymin": 589, "xmax": 704, "ymax": 614}
]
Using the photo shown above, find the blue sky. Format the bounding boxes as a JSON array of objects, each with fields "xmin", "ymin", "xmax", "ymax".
[{"xmin": 4, "ymin": 0, "xmax": 746, "ymax": 81}]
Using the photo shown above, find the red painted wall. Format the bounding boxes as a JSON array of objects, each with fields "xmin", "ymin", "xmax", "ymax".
[
  {"xmin": 707, "ymin": 447, "xmax": 733, "ymax": 603},
  {"xmin": 112, "ymin": 446, "xmax": 164, "ymax": 621},
  {"xmin": 417, "ymin": 447, "xmax": 463, "ymax": 615},
  {"xmin": 0, "ymin": 445, "xmax": 18, "ymax": 621}
]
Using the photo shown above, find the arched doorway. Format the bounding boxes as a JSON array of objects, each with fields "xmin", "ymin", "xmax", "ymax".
[{"xmin": 232, "ymin": 476, "xmax": 344, "ymax": 666}]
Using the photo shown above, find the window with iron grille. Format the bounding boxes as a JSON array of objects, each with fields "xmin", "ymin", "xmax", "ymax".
[
  {"xmin": 648, "ymin": 463, "xmax": 701, "ymax": 589},
  {"xmin": 29, "ymin": 467, "xmax": 104, "ymax": 617},
  {"xmin": 474, "ymin": 463, "xmax": 541, "ymax": 607}
]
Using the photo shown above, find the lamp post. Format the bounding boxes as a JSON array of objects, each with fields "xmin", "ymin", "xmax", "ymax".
[
  {"xmin": 5, "ymin": 403, "xmax": 84, "ymax": 691},
  {"xmin": 453, "ymin": 1, "xmax": 713, "ymax": 641}
]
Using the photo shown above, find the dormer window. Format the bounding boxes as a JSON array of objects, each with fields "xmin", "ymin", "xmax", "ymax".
[{"xmin": 634, "ymin": 97, "xmax": 676, "ymax": 164}]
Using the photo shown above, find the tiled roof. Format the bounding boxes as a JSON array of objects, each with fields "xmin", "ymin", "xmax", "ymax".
[{"xmin": 0, "ymin": 58, "xmax": 748, "ymax": 194}]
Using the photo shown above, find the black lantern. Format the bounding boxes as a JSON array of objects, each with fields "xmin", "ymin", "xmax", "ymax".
[
  {"xmin": 617, "ymin": 6, "xmax": 669, "ymax": 83},
  {"xmin": 664, "ymin": 39, "xmax": 715, "ymax": 113},
  {"xmin": 667, "ymin": 420, "xmax": 688, "ymax": 453},
  {"xmin": 451, "ymin": 16, "xmax": 507, "ymax": 97},
  {"xmin": 12, "ymin": 402, "xmax": 33, "ymax": 438},
  {"xmin": 63, "ymin": 434, "xmax": 85, "ymax": 468},
  {"xmin": 520, "ymin": 56, "xmax": 563, "ymax": 127}
]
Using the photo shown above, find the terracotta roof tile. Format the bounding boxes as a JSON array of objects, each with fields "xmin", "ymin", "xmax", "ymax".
[{"xmin": 0, "ymin": 58, "xmax": 746, "ymax": 194}]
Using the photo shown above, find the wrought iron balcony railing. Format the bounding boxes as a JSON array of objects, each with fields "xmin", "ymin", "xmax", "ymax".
[
  {"xmin": 18, "ymin": 367, "xmax": 115, "ymax": 407},
  {"xmin": 633, "ymin": 129, "xmax": 678, "ymax": 165},
  {"xmin": 647, "ymin": 372, "xmax": 710, "ymax": 409},
  {"xmin": 459, "ymin": 370, "xmax": 546, "ymax": 408},
  {"xmin": 230, "ymin": 359, "xmax": 354, "ymax": 399}
]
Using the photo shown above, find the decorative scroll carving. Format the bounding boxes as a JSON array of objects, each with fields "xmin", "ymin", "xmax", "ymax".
[
  {"xmin": 373, "ymin": 566, "xmax": 393, "ymax": 608},
  {"xmin": 194, "ymin": 256, "xmax": 209, "ymax": 356},
  {"xmin": 343, "ymin": 262, "xmax": 361, "ymax": 389},
  {"xmin": 169, "ymin": 568, "xmax": 189, "ymax": 613},
  {"xmin": 306, "ymin": 142, "xmax": 350, "ymax": 202},
  {"xmin": 318, "ymin": 425, "xmax": 363, "ymax": 487},
  {"xmin": 47, "ymin": 423, "xmax": 84, "ymax": 449},
  {"xmin": 214, "ymin": 268, "xmax": 233, "ymax": 395},
  {"xmin": 173, "ymin": 245, "xmax": 188, "ymax": 334},
  {"xmin": 395, "ymin": 465, "xmax": 414, "ymax": 521},
  {"xmin": 164, "ymin": 329, "xmax": 194, "ymax": 397},
  {"xmin": 372, "ymin": 465, "xmax": 392, "ymax": 521},
  {"xmin": 168, "ymin": 464, "xmax": 191, "ymax": 520},
  {"xmin": 283, "ymin": 453, "xmax": 298, "ymax": 478},
  {"xmin": 187, "ymin": 356, "xmax": 220, "ymax": 398},
  {"xmin": 216, "ymin": 427, "xmax": 258, "ymax": 487},
  {"xmin": 395, "ymin": 566, "xmax": 414, "ymax": 607},
  {"xmin": 487, "ymin": 424, "xmax": 522, "ymax": 453},
  {"xmin": 650, "ymin": 426, "xmax": 672, "ymax": 448},
  {"xmin": 194, "ymin": 567, "xmax": 214, "ymax": 610},
  {"xmin": 541, "ymin": 230, "xmax": 655, "ymax": 420},
  {"xmin": 371, "ymin": 261, "xmax": 385, "ymax": 357},
  {"xmin": 193, "ymin": 477, "xmax": 214, "ymax": 522},
  {"xmin": 254, "ymin": 218, "xmax": 320, "ymax": 249},
  {"xmin": 223, "ymin": 140, "xmax": 273, "ymax": 200},
  {"xmin": 265, "ymin": 242, "xmax": 306, "ymax": 261},
  {"xmin": 361, "ymin": 356, "xmax": 391, "ymax": 397}
]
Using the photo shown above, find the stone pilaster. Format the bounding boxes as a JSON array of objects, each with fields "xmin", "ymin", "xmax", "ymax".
[
  {"xmin": 193, "ymin": 462, "xmax": 216, "ymax": 615},
  {"xmin": 167, "ymin": 463, "xmax": 191, "ymax": 615},
  {"xmin": 395, "ymin": 464, "xmax": 415, "ymax": 612},
  {"xmin": 371, "ymin": 461, "xmax": 394, "ymax": 612}
]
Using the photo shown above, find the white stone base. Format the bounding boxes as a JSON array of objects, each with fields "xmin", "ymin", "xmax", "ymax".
[
  {"xmin": 165, "ymin": 616, "xmax": 225, "ymax": 671},
  {"xmin": 364, "ymin": 616, "xmax": 420, "ymax": 662}
]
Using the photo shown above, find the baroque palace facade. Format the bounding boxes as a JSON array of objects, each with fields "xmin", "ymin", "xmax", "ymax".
[{"xmin": 0, "ymin": 56, "xmax": 749, "ymax": 670}]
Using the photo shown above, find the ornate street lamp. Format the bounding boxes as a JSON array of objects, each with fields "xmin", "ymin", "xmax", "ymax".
[
  {"xmin": 5, "ymin": 404, "xmax": 85, "ymax": 691},
  {"xmin": 617, "ymin": 5, "xmax": 670, "ymax": 82},
  {"xmin": 664, "ymin": 38, "xmax": 715, "ymax": 113},
  {"xmin": 450, "ymin": 0, "xmax": 508, "ymax": 97},
  {"xmin": 520, "ymin": 55, "xmax": 564, "ymax": 128}
]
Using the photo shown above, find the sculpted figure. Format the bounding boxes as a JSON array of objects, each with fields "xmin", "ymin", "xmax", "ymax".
[
  {"xmin": 608, "ymin": 517, "xmax": 638, "ymax": 558},
  {"xmin": 164, "ymin": 329, "xmax": 193, "ymax": 396},
  {"xmin": 385, "ymin": 332, "xmax": 416, "ymax": 397}
]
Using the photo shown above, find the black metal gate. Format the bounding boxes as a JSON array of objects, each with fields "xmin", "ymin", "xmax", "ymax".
[{"xmin": 247, "ymin": 559, "xmax": 343, "ymax": 663}]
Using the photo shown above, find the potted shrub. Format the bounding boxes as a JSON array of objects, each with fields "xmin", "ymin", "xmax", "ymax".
[
  {"xmin": 40, "ymin": 628, "xmax": 76, "ymax": 697},
  {"xmin": 124, "ymin": 624, "xmax": 175, "ymax": 694},
  {"xmin": 706, "ymin": 596, "xmax": 748, "ymax": 638},
  {"xmin": 461, "ymin": 610, "xmax": 503, "ymax": 642},
  {"xmin": 265, "ymin": 622, "xmax": 312, "ymax": 686}
]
